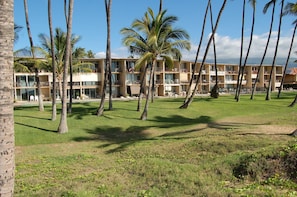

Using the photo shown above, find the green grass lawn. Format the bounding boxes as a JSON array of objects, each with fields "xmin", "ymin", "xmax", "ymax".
[{"xmin": 14, "ymin": 93, "xmax": 297, "ymax": 196}]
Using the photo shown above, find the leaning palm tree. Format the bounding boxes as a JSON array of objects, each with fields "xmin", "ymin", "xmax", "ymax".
[
  {"xmin": 266, "ymin": 0, "xmax": 284, "ymax": 101},
  {"xmin": 97, "ymin": 0, "xmax": 112, "ymax": 116},
  {"xmin": 235, "ymin": 0, "xmax": 246, "ymax": 100},
  {"xmin": 209, "ymin": 1, "xmax": 219, "ymax": 99},
  {"xmin": 0, "ymin": 0, "xmax": 15, "ymax": 195},
  {"xmin": 277, "ymin": 2, "xmax": 297, "ymax": 98},
  {"xmin": 58, "ymin": 0, "xmax": 74, "ymax": 134},
  {"xmin": 184, "ymin": 0, "xmax": 211, "ymax": 103},
  {"xmin": 236, "ymin": 0, "xmax": 256, "ymax": 102},
  {"xmin": 47, "ymin": 0, "xmax": 57, "ymax": 120},
  {"xmin": 180, "ymin": 0, "xmax": 227, "ymax": 109},
  {"xmin": 251, "ymin": 0, "xmax": 277, "ymax": 99},
  {"xmin": 121, "ymin": 8, "xmax": 191, "ymax": 120},
  {"xmin": 24, "ymin": 0, "xmax": 44, "ymax": 111}
]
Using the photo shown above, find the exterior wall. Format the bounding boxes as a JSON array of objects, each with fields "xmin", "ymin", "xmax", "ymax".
[{"xmin": 13, "ymin": 57, "xmax": 285, "ymax": 101}]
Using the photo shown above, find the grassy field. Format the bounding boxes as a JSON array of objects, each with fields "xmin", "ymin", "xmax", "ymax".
[{"xmin": 14, "ymin": 93, "xmax": 297, "ymax": 196}]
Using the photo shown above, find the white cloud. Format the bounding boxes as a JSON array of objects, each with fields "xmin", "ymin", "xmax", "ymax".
[
  {"xmin": 97, "ymin": 32, "xmax": 297, "ymax": 63},
  {"xmin": 182, "ymin": 32, "xmax": 297, "ymax": 61}
]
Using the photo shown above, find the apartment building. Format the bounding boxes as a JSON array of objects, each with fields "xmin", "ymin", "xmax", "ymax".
[{"xmin": 13, "ymin": 58, "xmax": 284, "ymax": 101}]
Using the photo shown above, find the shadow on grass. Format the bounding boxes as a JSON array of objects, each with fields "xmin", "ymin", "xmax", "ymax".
[
  {"xmin": 15, "ymin": 122, "xmax": 56, "ymax": 132},
  {"xmin": 73, "ymin": 114, "xmax": 249, "ymax": 154}
]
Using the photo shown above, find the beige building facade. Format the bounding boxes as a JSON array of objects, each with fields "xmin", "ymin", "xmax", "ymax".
[{"xmin": 14, "ymin": 58, "xmax": 284, "ymax": 101}]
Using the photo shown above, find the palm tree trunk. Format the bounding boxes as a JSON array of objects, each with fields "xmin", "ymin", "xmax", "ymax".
[
  {"xmin": 97, "ymin": 69, "xmax": 107, "ymax": 116},
  {"xmin": 237, "ymin": 0, "xmax": 256, "ymax": 102},
  {"xmin": 209, "ymin": 2, "xmax": 219, "ymax": 99},
  {"xmin": 288, "ymin": 93, "xmax": 297, "ymax": 107},
  {"xmin": 184, "ymin": 0, "xmax": 210, "ymax": 103},
  {"xmin": 24, "ymin": 0, "xmax": 44, "ymax": 111},
  {"xmin": 141, "ymin": 61, "xmax": 155, "ymax": 120},
  {"xmin": 97, "ymin": 0, "xmax": 112, "ymax": 116},
  {"xmin": 106, "ymin": 0, "xmax": 113, "ymax": 110},
  {"xmin": 0, "ymin": 0, "xmax": 15, "ymax": 195},
  {"xmin": 266, "ymin": 0, "xmax": 284, "ymax": 101},
  {"xmin": 180, "ymin": 0, "xmax": 227, "ymax": 109},
  {"xmin": 137, "ymin": 64, "xmax": 149, "ymax": 111},
  {"xmin": 58, "ymin": 0, "xmax": 74, "ymax": 133},
  {"xmin": 277, "ymin": 22, "xmax": 297, "ymax": 98},
  {"xmin": 48, "ymin": 0, "xmax": 57, "ymax": 121},
  {"xmin": 68, "ymin": 52, "xmax": 73, "ymax": 113},
  {"xmin": 235, "ymin": 0, "xmax": 246, "ymax": 100},
  {"xmin": 251, "ymin": 2, "xmax": 276, "ymax": 100}
]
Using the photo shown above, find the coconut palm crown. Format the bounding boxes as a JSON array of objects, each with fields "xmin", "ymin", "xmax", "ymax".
[
  {"xmin": 121, "ymin": 7, "xmax": 190, "ymax": 120},
  {"xmin": 121, "ymin": 7, "xmax": 191, "ymax": 69}
]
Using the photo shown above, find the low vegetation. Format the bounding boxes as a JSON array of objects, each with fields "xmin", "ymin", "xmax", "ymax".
[{"xmin": 14, "ymin": 93, "xmax": 297, "ymax": 196}]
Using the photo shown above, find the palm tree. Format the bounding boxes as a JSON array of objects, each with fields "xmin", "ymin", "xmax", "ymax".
[
  {"xmin": 48, "ymin": 0, "xmax": 57, "ymax": 121},
  {"xmin": 209, "ymin": 1, "xmax": 219, "ymax": 99},
  {"xmin": 58, "ymin": 0, "xmax": 74, "ymax": 134},
  {"xmin": 235, "ymin": 0, "xmax": 247, "ymax": 100},
  {"xmin": 121, "ymin": 8, "xmax": 191, "ymax": 120},
  {"xmin": 266, "ymin": 0, "xmax": 284, "ymax": 100},
  {"xmin": 23, "ymin": 0, "xmax": 44, "ymax": 111},
  {"xmin": 236, "ymin": 0, "xmax": 256, "ymax": 102},
  {"xmin": 97, "ymin": 0, "xmax": 112, "ymax": 116},
  {"xmin": 0, "ymin": 0, "xmax": 15, "ymax": 195},
  {"xmin": 38, "ymin": 28, "xmax": 80, "ymax": 99},
  {"xmin": 184, "ymin": 0, "xmax": 211, "ymax": 103},
  {"xmin": 250, "ymin": 0, "xmax": 276, "ymax": 99},
  {"xmin": 180, "ymin": 0, "xmax": 227, "ymax": 109},
  {"xmin": 277, "ymin": 2, "xmax": 297, "ymax": 98}
]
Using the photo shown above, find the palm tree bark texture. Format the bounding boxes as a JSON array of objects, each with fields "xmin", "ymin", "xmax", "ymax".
[{"xmin": 0, "ymin": 0, "xmax": 15, "ymax": 195}]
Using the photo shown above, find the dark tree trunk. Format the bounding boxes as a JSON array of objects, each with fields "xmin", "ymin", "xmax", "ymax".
[
  {"xmin": 184, "ymin": 0, "xmax": 210, "ymax": 103},
  {"xmin": 48, "ymin": 0, "xmax": 57, "ymax": 121},
  {"xmin": 266, "ymin": 0, "xmax": 284, "ymax": 101},
  {"xmin": 209, "ymin": 2, "xmax": 219, "ymax": 99},
  {"xmin": 137, "ymin": 64, "xmax": 148, "ymax": 111},
  {"xmin": 251, "ymin": 2, "xmax": 276, "ymax": 100},
  {"xmin": 277, "ymin": 23, "xmax": 297, "ymax": 98},
  {"xmin": 180, "ymin": 0, "xmax": 227, "ymax": 109}
]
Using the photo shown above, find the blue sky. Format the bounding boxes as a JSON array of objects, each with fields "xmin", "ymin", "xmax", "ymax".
[{"xmin": 14, "ymin": 0, "xmax": 297, "ymax": 63}]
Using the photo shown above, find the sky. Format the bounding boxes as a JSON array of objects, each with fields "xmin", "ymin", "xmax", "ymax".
[{"xmin": 14, "ymin": 0, "xmax": 297, "ymax": 65}]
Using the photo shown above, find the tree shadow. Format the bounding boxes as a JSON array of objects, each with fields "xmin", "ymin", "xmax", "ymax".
[
  {"xmin": 15, "ymin": 122, "xmax": 56, "ymax": 132},
  {"xmin": 73, "ymin": 125, "xmax": 152, "ymax": 153},
  {"xmin": 14, "ymin": 114, "xmax": 51, "ymax": 121},
  {"xmin": 73, "ymin": 115, "xmax": 215, "ymax": 153}
]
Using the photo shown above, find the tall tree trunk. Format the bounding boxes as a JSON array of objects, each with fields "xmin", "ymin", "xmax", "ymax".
[
  {"xmin": 140, "ymin": 61, "xmax": 155, "ymax": 120},
  {"xmin": 251, "ymin": 2, "xmax": 276, "ymax": 100},
  {"xmin": 64, "ymin": 0, "xmax": 73, "ymax": 114},
  {"xmin": 48, "ymin": 0, "xmax": 57, "ymax": 121},
  {"xmin": 0, "ymin": 0, "xmax": 15, "ymax": 195},
  {"xmin": 151, "ymin": 72, "xmax": 155, "ymax": 102},
  {"xmin": 58, "ymin": 0, "xmax": 74, "ymax": 133},
  {"xmin": 107, "ymin": 0, "xmax": 112, "ymax": 110},
  {"xmin": 288, "ymin": 93, "xmax": 297, "ymax": 107},
  {"xmin": 237, "ymin": 0, "xmax": 256, "ymax": 102},
  {"xmin": 209, "ymin": 2, "xmax": 219, "ymax": 99},
  {"xmin": 266, "ymin": 0, "xmax": 284, "ymax": 101},
  {"xmin": 235, "ymin": 0, "xmax": 246, "ymax": 100},
  {"xmin": 68, "ymin": 52, "xmax": 73, "ymax": 113},
  {"xmin": 180, "ymin": 0, "xmax": 227, "ymax": 109},
  {"xmin": 24, "ymin": 0, "xmax": 44, "ymax": 111},
  {"xmin": 137, "ymin": 64, "xmax": 149, "ymax": 111},
  {"xmin": 277, "ymin": 22, "xmax": 297, "ymax": 98},
  {"xmin": 184, "ymin": 0, "xmax": 210, "ymax": 103},
  {"xmin": 97, "ymin": 0, "xmax": 112, "ymax": 116}
]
